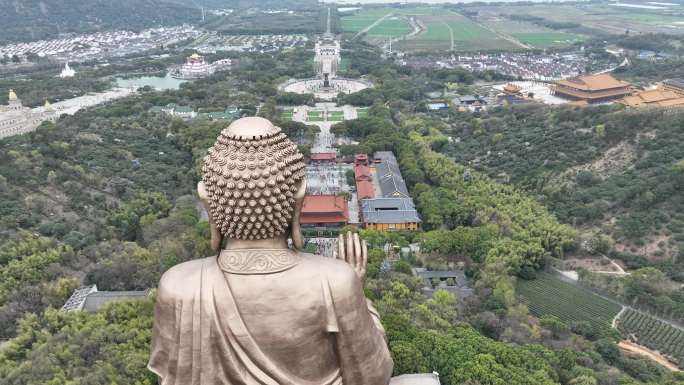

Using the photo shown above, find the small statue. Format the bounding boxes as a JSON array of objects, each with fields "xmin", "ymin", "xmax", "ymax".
[{"xmin": 148, "ymin": 117, "xmax": 393, "ymax": 385}]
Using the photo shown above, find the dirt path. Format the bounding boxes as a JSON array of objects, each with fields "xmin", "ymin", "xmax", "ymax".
[
  {"xmin": 381, "ymin": 16, "xmax": 423, "ymax": 52},
  {"xmin": 618, "ymin": 340, "xmax": 681, "ymax": 372},
  {"xmin": 612, "ymin": 306, "xmax": 626, "ymax": 328},
  {"xmin": 441, "ymin": 21, "xmax": 455, "ymax": 51}
]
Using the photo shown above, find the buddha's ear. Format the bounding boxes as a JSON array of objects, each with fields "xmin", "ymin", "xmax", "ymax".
[
  {"xmin": 290, "ymin": 179, "xmax": 306, "ymax": 250},
  {"xmin": 198, "ymin": 181, "xmax": 223, "ymax": 252}
]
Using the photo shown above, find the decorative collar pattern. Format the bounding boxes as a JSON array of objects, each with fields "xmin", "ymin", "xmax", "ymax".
[{"xmin": 218, "ymin": 248, "xmax": 300, "ymax": 275}]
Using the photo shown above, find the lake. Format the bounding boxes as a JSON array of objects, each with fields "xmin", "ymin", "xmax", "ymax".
[{"xmin": 115, "ymin": 73, "xmax": 187, "ymax": 91}]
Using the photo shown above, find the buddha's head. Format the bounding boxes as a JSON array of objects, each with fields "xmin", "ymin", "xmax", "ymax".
[{"xmin": 198, "ymin": 117, "xmax": 307, "ymax": 250}]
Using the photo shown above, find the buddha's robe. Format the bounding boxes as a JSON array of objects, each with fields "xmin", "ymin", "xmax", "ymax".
[{"xmin": 148, "ymin": 252, "xmax": 393, "ymax": 385}]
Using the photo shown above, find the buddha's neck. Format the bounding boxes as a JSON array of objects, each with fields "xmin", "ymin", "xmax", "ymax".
[{"xmin": 223, "ymin": 237, "xmax": 289, "ymax": 251}]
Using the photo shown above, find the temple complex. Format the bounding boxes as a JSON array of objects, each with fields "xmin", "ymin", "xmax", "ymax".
[
  {"xmin": 621, "ymin": 88, "xmax": 684, "ymax": 109},
  {"xmin": 173, "ymin": 53, "xmax": 232, "ymax": 79},
  {"xmin": 355, "ymin": 152, "xmax": 422, "ymax": 231},
  {"xmin": 279, "ymin": 7, "xmax": 370, "ymax": 100},
  {"xmin": 552, "ymin": 73, "xmax": 632, "ymax": 103},
  {"xmin": 0, "ymin": 90, "xmax": 58, "ymax": 139},
  {"xmin": 662, "ymin": 78, "xmax": 684, "ymax": 95}
]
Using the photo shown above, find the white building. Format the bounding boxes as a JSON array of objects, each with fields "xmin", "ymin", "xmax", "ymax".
[
  {"xmin": 314, "ymin": 37, "xmax": 341, "ymax": 87},
  {"xmin": 0, "ymin": 90, "xmax": 58, "ymax": 139},
  {"xmin": 173, "ymin": 53, "xmax": 232, "ymax": 80},
  {"xmin": 59, "ymin": 62, "xmax": 76, "ymax": 78},
  {"xmin": 176, "ymin": 53, "xmax": 215, "ymax": 79}
]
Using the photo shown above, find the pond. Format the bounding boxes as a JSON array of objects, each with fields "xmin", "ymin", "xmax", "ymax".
[{"xmin": 115, "ymin": 73, "xmax": 188, "ymax": 91}]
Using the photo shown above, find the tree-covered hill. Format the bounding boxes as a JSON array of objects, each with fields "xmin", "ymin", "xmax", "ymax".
[
  {"xmin": 0, "ymin": 0, "xmax": 199, "ymax": 44},
  {"xmin": 441, "ymin": 105, "xmax": 684, "ymax": 267}
]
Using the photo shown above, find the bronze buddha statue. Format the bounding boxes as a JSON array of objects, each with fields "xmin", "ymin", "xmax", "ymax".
[{"xmin": 148, "ymin": 117, "xmax": 393, "ymax": 385}]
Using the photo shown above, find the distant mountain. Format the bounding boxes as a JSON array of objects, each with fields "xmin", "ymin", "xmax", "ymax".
[{"xmin": 0, "ymin": 0, "xmax": 201, "ymax": 44}]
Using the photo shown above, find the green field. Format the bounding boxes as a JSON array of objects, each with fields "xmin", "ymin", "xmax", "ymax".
[
  {"xmin": 517, "ymin": 272, "xmax": 622, "ymax": 332},
  {"xmin": 343, "ymin": 6, "xmax": 517, "ymax": 52},
  {"xmin": 280, "ymin": 110, "xmax": 293, "ymax": 121},
  {"xmin": 307, "ymin": 111, "xmax": 324, "ymax": 122},
  {"xmin": 357, "ymin": 108, "xmax": 369, "ymax": 118},
  {"xmin": 328, "ymin": 111, "xmax": 345, "ymax": 122},
  {"xmin": 512, "ymin": 32, "xmax": 585, "ymax": 48},
  {"xmin": 617, "ymin": 308, "xmax": 684, "ymax": 367},
  {"xmin": 367, "ymin": 18, "xmax": 413, "ymax": 37},
  {"xmin": 340, "ymin": 8, "xmax": 393, "ymax": 33}
]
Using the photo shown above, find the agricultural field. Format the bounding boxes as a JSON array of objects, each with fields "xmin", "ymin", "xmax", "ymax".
[
  {"xmin": 366, "ymin": 17, "xmax": 413, "ymax": 38},
  {"xmin": 517, "ymin": 272, "xmax": 622, "ymax": 332},
  {"xmin": 340, "ymin": 8, "xmax": 394, "ymax": 33},
  {"xmin": 512, "ymin": 32, "xmax": 585, "ymax": 48},
  {"xmin": 357, "ymin": 107, "xmax": 369, "ymax": 118},
  {"xmin": 341, "ymin": 6, "xmax": 519, "ymax": 52},
  {"xmin": 617, "ymin": 308, "xmax": 684, "ymax": 367},
  {"xmin": 472, "ymin": 2, "xmax": 684, "ymax": 36}
]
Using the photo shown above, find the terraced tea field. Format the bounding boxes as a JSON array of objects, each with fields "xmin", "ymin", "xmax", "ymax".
[
  {"xmin": 616, "ymin": 308, "xmax": 684, "ymax": 367},
  {"xmin": 517, "ymin": 272, "xmax": 622, "ymax": 332}
]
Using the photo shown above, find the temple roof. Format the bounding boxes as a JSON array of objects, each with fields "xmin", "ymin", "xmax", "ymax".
[
  {"xmin": 361, "ymin": 198, "xmax": 421, "ymax": 224},
  {"xmin": 555, "ymin": 74, "xmax": 630, "ymax": 91},
  {"xmin": 622, "ymin": 89, "xmax": 684, "ymax": 107},
  {"xmin": 301, "ymin": 195, "xmax": 348, "ymax": 224}
]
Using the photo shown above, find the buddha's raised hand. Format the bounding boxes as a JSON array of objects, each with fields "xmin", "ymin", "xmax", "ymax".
[{"xmin": 337, "ymin": 231, "xmax": 368, "ymax": 281}]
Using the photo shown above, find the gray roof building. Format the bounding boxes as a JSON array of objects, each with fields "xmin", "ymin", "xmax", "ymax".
[
  {"xmin": 62, "ymin": 285, "xmax": 151, "ymax": 312},
  {"xmin": 374, "ymin": 151, "xmax": 409, "ymax": 198},
  {"xmin": 663, "ymin": 78, "xmax": 684, "ymax": 92},
  {"xmin": 361, "ymin": 198, "xmax": 421, "ymax": 224},
  {"xmin": 390, "ymin": 373, "xmax": 441, "ymax": 385}
]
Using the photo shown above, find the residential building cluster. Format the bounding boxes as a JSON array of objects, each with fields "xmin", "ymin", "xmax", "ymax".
[
  {"xmin": 399, "ymin": 52, "xmax": 597, "ymax": 81},
  {"xmin": 192, "ymin": 33, "xmax": 308, "ymax": 54},
  {"xmin": 0, "ymin": 26, "xmax": 201, "ymax": 63}
]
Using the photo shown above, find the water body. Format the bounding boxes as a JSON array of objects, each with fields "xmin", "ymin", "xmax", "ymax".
[{"xmin": 115, "ymin": 73, "xmax": 187, "ymax": 91}]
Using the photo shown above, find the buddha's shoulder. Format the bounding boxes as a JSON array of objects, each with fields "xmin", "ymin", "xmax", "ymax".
[
  {"xmin": 158, "ymin": 257, "xmax": 214, "ymax": 298},
  {"xmin": 298, "ymin": 253, "xmax": 361, "ymax": 292}
]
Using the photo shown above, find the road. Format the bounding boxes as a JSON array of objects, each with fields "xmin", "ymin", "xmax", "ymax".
[
  {"xmin": 618, "ymin": 340, "xmax": 681, "ymax": 371},
  {"xmin": 381, "ymin": 16, "xmax": 424, "ymax": 52}
]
